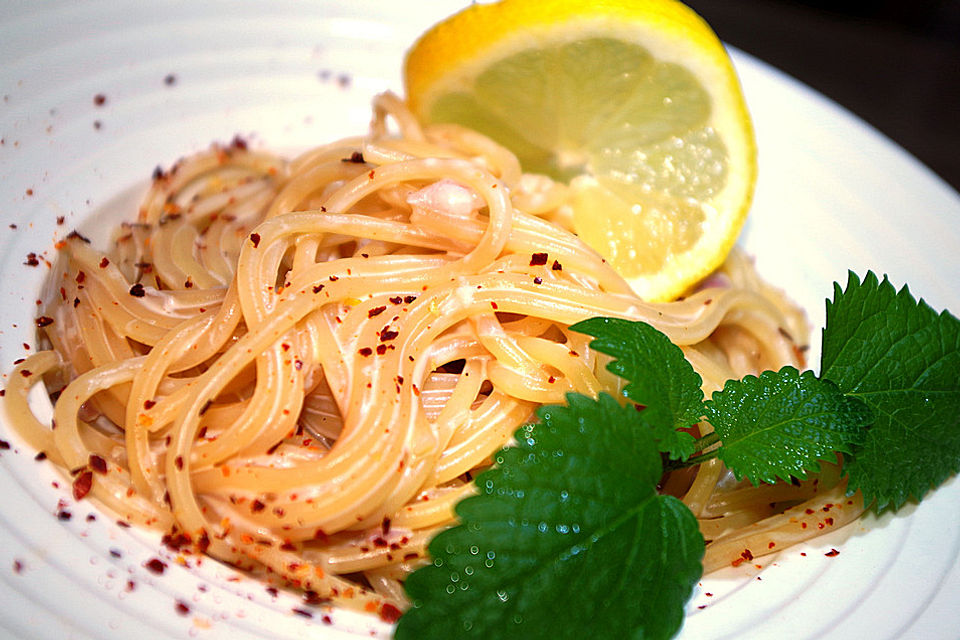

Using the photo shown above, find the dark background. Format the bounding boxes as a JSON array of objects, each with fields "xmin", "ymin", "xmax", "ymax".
[{"xmin": 685, "ymin": 0, "xmax": 960, "ymax": 193}]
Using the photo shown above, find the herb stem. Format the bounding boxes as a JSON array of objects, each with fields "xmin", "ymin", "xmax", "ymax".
[
  {"xmin": 663, "ymin": 449, "xmax": 719, "ymax": 473},
  {"xmin": 691, "ymin": 431, "xmax": 721, "ymax": 453}
]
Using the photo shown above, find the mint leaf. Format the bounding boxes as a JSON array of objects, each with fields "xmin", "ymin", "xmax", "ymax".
[
  {"xmin": 821, "ymin": 272, "xmax": 960, "ymax": 510},
  {"xmin": 397, "ymin": 393, "xmax": 703, "ymax": 640},
  {"xmin": 571, "ymin": 317, "xmax": 703, "ymax": 459},
  {"xmin": 705, "ymin": 367, "xmax": 871, "ymax": 485}
]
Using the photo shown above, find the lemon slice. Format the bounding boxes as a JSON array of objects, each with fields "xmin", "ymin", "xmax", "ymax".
[{"xmin": 404, "ymin": 0, "xmax": 756, "ymax": 301}]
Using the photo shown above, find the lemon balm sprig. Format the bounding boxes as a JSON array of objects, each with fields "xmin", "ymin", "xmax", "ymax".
[{"xmin": 396, "ymin": 272, "xmax": 960, "ymax": 639}]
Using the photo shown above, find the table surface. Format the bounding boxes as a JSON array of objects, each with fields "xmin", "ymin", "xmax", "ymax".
[{"xmin": 686, "ymin": 0, "xmax": 960, "ymax": 194}]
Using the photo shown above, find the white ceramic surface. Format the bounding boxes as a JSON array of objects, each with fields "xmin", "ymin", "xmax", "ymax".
[{"xmin": 1, "ymin": 2, "xmax": 958, "ymax": 639}]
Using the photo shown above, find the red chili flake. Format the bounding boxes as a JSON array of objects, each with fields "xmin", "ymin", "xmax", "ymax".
[
  {"xmin": 804, "ymin": 508, "xmax": 815, "ymax": 515},
  {"xmin": 825, "ymin": 517, "xmax": 835, "ymax": 526},
  {"xmin": 376, "ymin": 344, "xmax": 388, "ymax": 355},
  {"xmin": 302, "ymin": 590, "xmax": 331, "ymax": 606},
  {"xmin": 175, "ymin": 601, "xmax": 190, "ymax": 616},
  {"xmin": 67, "ymin": 231, "xmax": 91, "ymax": 244},
  {"xmin": 321, "ymin": 614, "xmax": 333, "ymax": 625},
  {"xmin": 368, "ymin": 305, "xmax": 387, "ymax": 318},
  {"xmin": 75, "ymin": 270, "xmax": 86, "ymax": 284},
  {"xmin": 265, "ymin": 440, "xmax": 283, "ymax": 456},
  {"xmin": 12, "ymin": 559, "xmax": 23, "ymax": 574},
  {"xmin": 34, "ymin": 451, "xmax": 46, "ymax": 461},
  {"xmin": 174, "ymin": 456, "xmax": 184, "ymax": 471},
  {"xmin": 358, "ymin": 347, "xmax": 373, "ymax": 357},
  {"xmin": 529, "ymin": 252, "xmax": 548, "ymax": 266},
  {"xmin": 93, "ymin": 94, "xmax": 107, "ymax": 106},
  {"xmin": 23, "ymin": 253, "xmax": 39, "ymax": 267},
  {"xmin": 768, "ymin": 541, "xmax": 776, "ymax": 549},
  {"xmin": 73, "ymin": 298, "xmax": 80, "ymax": 308},
  {"xmin": 109, "ymin": 548, "xmax": 123, "ymax": 558},
  {"xmin": 342, "ymin": 151, "xmax": 365, "ymax": 163},
  {"xmin": 740, "ymin": 548, "xmax": 754, "ymax": 561},
  {"xmin": 825, "ymin": 548, "xmax": 840, "ymax": 557},
  {"xmin": 57, "ymin": 509, "xmax": 72, "ymax": 521},
  {"xmin": 129, "ymin": 283, "xmax": 146, "ymax": 297},
  {"xmin": 380, "ymin": 328, "xmax": 399, "ymax": 342},
  {"xmin": 143, "ymin": 399, "xmax": 156, "ymax": 410},
  {"xmin": 35, "ymin": 316, "xmax": 55, "ymax": 329},
  {"xmin": 307, "ymin": 284, "xmax": 323, "ymax": 295},
  {"xmin": 368, "ymin": 169, "xmax": 375, "ymax": 180},
  {"xmin": 251, "ymin": 499, "xmax": 266, "ymax": 513},
  {"xmin": 126, "ymin": 579, "xmax": 136, "ymax": 591},
  {"xmin": 249, "ymin": 232, "xmax": 261, "ymax": 247},
  {"xmin": 292, "ymin": 608, "xmax": 313, "ymax": 619},
  {"xmin": 198, "ymin": 530, "xmax": 210, "ymax": 553},
  {"xmin": 380, "ymin": 603, "xmax": 402, "ymax": 624},
  {"xmin": 389, "ymin": 296, "xmax": 403, "ymax": 304},
  {"xmin": 72, "ymin": 470, "xmax": 93, "ymax": 500},
  {"xmin": 404, "ymin": 295, "xmax": 417, "ymax": 304},
  {"xmin": 490, "ymin": 302, "xmax": 499, "ymax": 310},
  {"xmin": 199, "ymin": 400, "xmax": 212, "ymax": 416},
  {"xmin": 551, "ymin": 260, "xmax": 563, "ymax": 271},
  {"xmin": 0, "ymin": 440, "xmax": 9, "ymax": 450},
  {"xmin": 89, "ymin": 454, "xmax": 108, "ymax": 474},
  {"xmin": 98, "ymin": 257, "xmax": 110, "ymax": 268},
  {"xmin": 144, "ymin": 558, "xmax": 167, "ymax": 574},
  {"xmin": 329, "ymin": 275, "xmax": 339, "ymax": 281},
  {"xmin": 533, "ymin": 276, "xmax": 543, "ymax": 285}
]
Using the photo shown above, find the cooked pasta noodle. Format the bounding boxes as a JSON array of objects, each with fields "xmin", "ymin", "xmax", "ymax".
[{"xmin": 2, "ymin": 92, "xmax": 860, "ymax": 619}]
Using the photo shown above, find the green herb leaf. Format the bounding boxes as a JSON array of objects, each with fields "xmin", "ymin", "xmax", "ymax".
[
  {"xmin": 571, "ymin": 317, "xmax": 703, "ymax": 459},
  {"xmin": 821, "ymin": 271, "xmax": 960, "ymax": 510},
  {"xmin": 397, "ymin": 393, "xmax": 703, "ymax": 640},
  {"xmin": 704, "ymin": 367, "xmax": 872, "ymax": 485}
]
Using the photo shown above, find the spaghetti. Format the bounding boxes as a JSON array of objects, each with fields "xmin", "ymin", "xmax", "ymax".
[{"xmin": 3, "ymin": 92, "xmax": 859, "ymax": 619}]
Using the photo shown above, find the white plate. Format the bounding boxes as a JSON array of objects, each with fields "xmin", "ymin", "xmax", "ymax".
[{"xmin": 1, "ymin": 2, "xmax": 958, "ymax": 639}]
